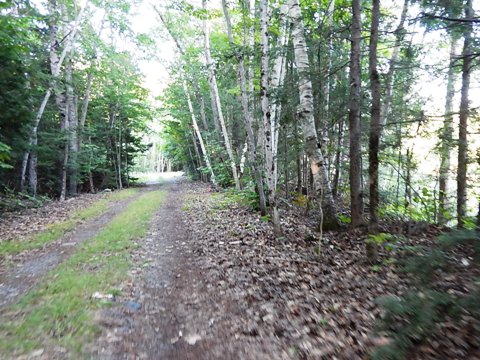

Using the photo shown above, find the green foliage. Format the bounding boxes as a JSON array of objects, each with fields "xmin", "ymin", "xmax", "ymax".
[
  {"xmin": 222, "ymin": 188, "xmax": 260, "ymax": 210},
  {"xmin": 337, "ymin": 214, "xmax": 351, "ymax": 224},
  {"xmin": 373, "ymin": 230, "xmax": 480, "ymax": 359},
  {"xmin": 0, "ymin": 142, "xmax": 13, "ymax": 169},
  {"xmin": 367, "ymin": 232, "xmax": 404, "ymax": 253},
  {"xmin": 260, "ymin": 214, "xmax": 271, "ymax": 222},
  {"xmin": 292, "ymin": 193, "xmax": 309, "ymax": 208}
]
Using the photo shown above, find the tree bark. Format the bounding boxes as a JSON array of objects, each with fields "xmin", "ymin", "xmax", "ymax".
[
  {"xmin": 202, "ymin": 0, "xmax": 240, "ymax": 190},
  {"xmin": 368, "ymin": 0, "xmax": 381, "ymax": 231},
  {"xmin": 332, "ymin": 117, "xmax": 345, "ymax": 198},
  {"xmin": 457, "ymin": 0, "xmax": 473, "ymax": 228},
  {"xmin": 183, "ymin": 79, "xmax": 217, "ymax": 185},
  {"xmin": 260, "ymin": 0, "xmax": 279, "ymax": 228},
  {"xmin": 438, "ymin": 37, "xmax": 457, "ymax": 224},
  {"xmin": 20, "ymin": 0, "xmax": 86, "ymax": 195},
  {"xmin": 222, "ymin": 0, "xmax": 267, "ymax": 215},
  {"xmin": 67, "ymin": 60, "xmax": 78, "ymax": 196},
  {"xmin": 287, "ymin": 0, "xmax": 339, "ymax": 230},
  {"xmin": 348, "ymin": 0, "xmax": 363, "ymax": 226},
  {"xmin": 270, "ymin": 5, "xmax": 289, "ymax": 193}
]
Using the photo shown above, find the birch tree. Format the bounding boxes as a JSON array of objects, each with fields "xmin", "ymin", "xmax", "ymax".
[
  {"xmin": 183, "ymin": 79, "xmax": 217, "ymax": 185},
  {"xmin": 202, "ymin": 0, "xmax": 240, "ymax": 190},
  {"xmin": 221, "ymin": 0, "xmax": 267, "ymax": 215},
  {"xmin": 155, "ymin": 6, "xmax": 217, "ymax": 186},
  {"xmin": 438, "ymin": 37, "xmax": 457, "ymax": 224},
  {"xmin": 259, "ymin": 0, "xmax": 281, "ymax": 233},
  {"xmin": 270, "ymin": 4, "xmax": 289, "ymax": 193},
  {"xmin": 20, "ymin": 0, "xmax": 87, "ymax": 195},
  {"xmin": 287, "ymin": 0, "xmax": 339, "ymax": 230}
]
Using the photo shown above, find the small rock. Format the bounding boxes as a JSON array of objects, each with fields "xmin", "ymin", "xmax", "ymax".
[
  {"xmin": 29, "ymin": 349, "xmax": 44, "ymax": 357},
  {"xmin": 185, "ymin": 334, "xmax": 201, "ymax": 345},
  {"xmin": 124, "ymin": 300, "xmax": 141, "ymax": 311}
]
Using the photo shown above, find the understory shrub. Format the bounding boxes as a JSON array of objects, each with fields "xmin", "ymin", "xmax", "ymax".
[{"xmin": 372, "ymin": 229, "xmax": 480, "ymax": 359}]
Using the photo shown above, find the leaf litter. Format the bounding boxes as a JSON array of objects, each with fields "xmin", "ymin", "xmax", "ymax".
[{"xmin": 91, "ymin": 180, "xmax": 479, "ymax": 359}]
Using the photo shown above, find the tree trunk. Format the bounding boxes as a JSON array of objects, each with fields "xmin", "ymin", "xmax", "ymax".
[
  {"xmin": 380, "ymin": 0, "xmax": 408, "ymax": 127},
  {"xmin": 260, "ymin": 0, "xmax": 280, "ymax": 234},
  {"xmin": 319, "ymin": 0, "xmax": 335, "ymax": 139},
  {"xmin": 457, "ymin": 0, "xmax": 472, "ymax": 228},
  {"xmin": 222, "ymin": 0, "xmax": 267, "ymax": 215},
  {"xmin": 202, "ymin": 0, "xmax": 240, "ymax": 190},
  {"xmin": 287, "ymin": 0, "xmax": 339, "ymax": 230},
  {"xmin": 368, "ymin": 0, "xmax": 381, "ymax": 231},
  {"xmin": 116, "ymin": 126, "xmax": 123, "ymax": 190},
  {"xmin": 67, "ymin": 61, "xmax": 78, "ymax": 196},
  {"xmin": 20, "ymin": 0, "xmax": 86, "ymax": 195},
  {"xmin": 183, "ymin": 79, "xmax": 217, "ymax": 186},
  {"xmin": 438, "ymin": 37, "xmax": 457, "ymax": 224},
  {"xmin": 366, "ymin": 0, "xmax": 381, "ymax": 263},
  {"xmin": 52, "ymin": 3, "xmax": 70, "ymax": 201},
  {"xmin": 191, "ymin": 131, "xmax": 205, "ymax": 179},
  {"xmin": 270, "ymin": 5, "xmax": 289, "ymax": 193},
  {"xmin": 348, "ymin": 0, "xmax": 363, "ymax": 226},
  {"xmin": 295, "ymin": 114, "xmax": 302, "ymax": 193},
  {"xmin": 332, "ymin": 117, "xmax": 345, "ymax": 198}
]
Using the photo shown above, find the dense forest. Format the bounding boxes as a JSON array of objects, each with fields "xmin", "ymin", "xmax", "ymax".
[
  {"xmin": 155, "ymin": 0, "xmax": 480, "ymax": 233},
  {"xmin": 1, "ymin": 0, "xmax": 480, "ymax": 358},
  {"xmin": 2, "ymin": 0, "xmax": 478, "ymax": 227}
]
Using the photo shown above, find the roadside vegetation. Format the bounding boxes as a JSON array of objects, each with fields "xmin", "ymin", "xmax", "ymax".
[
  {"xmin": 0, "ymin": 188, "xmax": 139, "ymax": 258},
  {"xmin": 0, "ymin": 190, "xmax": 166, "ymax": 357}
]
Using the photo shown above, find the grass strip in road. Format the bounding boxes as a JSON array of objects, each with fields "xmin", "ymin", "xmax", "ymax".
[
  {"xmin": 0, "ymin": 190, "xmax": 166, "ymax": 357},
  {"xmin": 0, "ymin": 188, "xmax": 139, "ymax": 257}
]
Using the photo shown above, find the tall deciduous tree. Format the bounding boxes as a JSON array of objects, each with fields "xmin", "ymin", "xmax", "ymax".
[
  {"xmin": 221, "ymin": 0, "xmax": 267, "ymax": 215},
  {"xmin": 348, "ymin": 0, "xmax": 363, "ymax": 226},
  {"xmin": 438, "ymin": 36, "xmax": 457, "ymax": 224},
  {"xmin": 457, "ymin": 0, "xmax": 473, "ymax": 228},
  {"xmin": 259, "ymin": 0, "xmax": 281, "ymax": 233},
  {"xmin": 202, "ymin": 0, "xmax": 240, "ymax": 190},
  {"xmin": 368, "ymin": 0, "xmax": 381, "ymax": 231},
  {"xmin": 287, "ymin": 0, "xmax": 339, "ymax": 230}
]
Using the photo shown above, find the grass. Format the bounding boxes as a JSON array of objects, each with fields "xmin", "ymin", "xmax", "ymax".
[
  {"xmin": 0, "ymin": 190, "xmax": 166, "ymax": 357},
  {"xmin": 0, "ymin": 188, "xmax": 139, "ymax": 257}
]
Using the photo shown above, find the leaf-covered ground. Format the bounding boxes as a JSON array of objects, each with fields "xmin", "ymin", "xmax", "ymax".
[
  {"xmin": 92, "ymin": 180, "xmax": 478, "ymax": 359},
  {"xmin": 1, "ymin": 179, "xmax": 478, "ymax": 359},
  {"xmin": 0, "ymin": 193, "xmax": 103, "ymax": 243}
]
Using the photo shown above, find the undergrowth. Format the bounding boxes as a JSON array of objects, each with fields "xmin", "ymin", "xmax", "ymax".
[
  {"xmin": 0, "ymin": 189, "xmax": 165, "ymax": 357},
  {"xmin": 372, "ymin": 229, "xmax": 480, "ymax": 359},
  {"xmin": 0, "ymin": 188, "xmax": 139, "ymax": 257}
]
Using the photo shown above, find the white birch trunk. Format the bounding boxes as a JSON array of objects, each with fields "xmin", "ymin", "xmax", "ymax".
[
  {"xmin": 259, "ymin": 0, "xmax": 281, "ymax": 233},
  {"xmin": 270, "ymin": 4, "xmax": 288, "ymax": 191},
  {"xmin": 202, "ymin": 0, "xmax": 240, "ymax": 190},
  {"xmin": 20, "ymin": 0, "xmax": 87, "ymax": 194},
  {"xmin": 438, "ymin": 37, "xmax": 457, "ymax": 224},
  {"xmin": 287, "ymin": 0, "xmax": 339, "ymax": 230},
  {"xmin": 222, "ymin": 0, "xmax": 267, "ymax": 215},
  {"xmin": 182, "ymin": 79, "xmax": 217, "ymax": 185}
]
